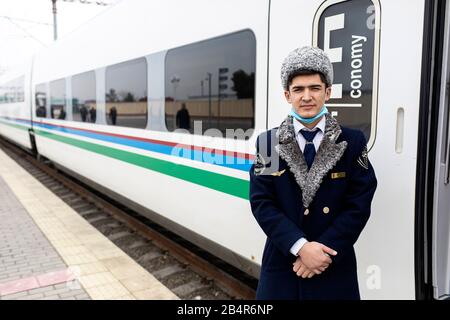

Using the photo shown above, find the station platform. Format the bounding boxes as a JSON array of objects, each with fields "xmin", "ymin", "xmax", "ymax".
[{"xmin": 0, "ymin": 148, "xmax": 178, "ymax": 300}]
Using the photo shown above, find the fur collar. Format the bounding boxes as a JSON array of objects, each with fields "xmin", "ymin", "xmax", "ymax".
[{"xmin": 275, "ymin": 113, "xmax": 347, "ymax": 208}]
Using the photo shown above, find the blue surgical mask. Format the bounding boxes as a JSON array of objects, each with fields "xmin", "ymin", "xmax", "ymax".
[{"xmin": 290, "ymin": 105, "xmax": 329, "ymax": 124}]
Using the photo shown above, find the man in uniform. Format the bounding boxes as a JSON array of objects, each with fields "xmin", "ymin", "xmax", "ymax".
[{"xmin": 249, "ymin": 46, "xmax": 377, "ymax": 300}]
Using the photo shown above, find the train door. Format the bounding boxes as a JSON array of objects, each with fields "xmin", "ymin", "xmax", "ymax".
[
  {"xmin": 430, "ymin": 0, "xmax": 450, "ymax": 300},
  {"xmin": 269, "ymin": 0, "xmax": 426, "ymax": 299}
]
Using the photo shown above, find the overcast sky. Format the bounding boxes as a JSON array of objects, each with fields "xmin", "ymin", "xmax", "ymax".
[{"xmin": 0, "ymin": 0, "xmax": 119, "ymax": 74}]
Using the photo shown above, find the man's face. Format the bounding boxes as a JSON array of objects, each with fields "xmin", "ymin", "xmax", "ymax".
[{"xmin": 284, "ymin": 73, "xmax": 331, "ymax": 118}]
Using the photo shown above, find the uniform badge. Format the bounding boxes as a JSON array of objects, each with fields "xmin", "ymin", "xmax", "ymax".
[
  {"xmin": 253, "ymin": 153, "xmax": 267, "ymax": 175},
  {"xmin": 331, "ymin": 172, "xmax": 346, "ymax": 179},
  {"xmin": 357, "ymin": 145, "xmax": 369, "ymax": 170}
]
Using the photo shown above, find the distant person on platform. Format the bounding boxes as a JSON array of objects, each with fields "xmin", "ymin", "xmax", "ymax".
[
  {"xmin": 109, "ymin": 106, "xmax": 117, "ymax": 125},
  {"xmin": 176, "ymin": 103, "xmax": 190, "ymax": 130},
  {"xmin": 89, "ymin": 106, "xmax": 96, "ymax": 123},
  {"xmin": 80, "ymin": 105, "xmax": 88, "ymax": 122},
  {"xmin": 36, "ymin": 105, "xmax": 46, "ymax": 117},
  {"xmin": 58, "ymin": 108, "xmax": 66, "ymax": 120}
]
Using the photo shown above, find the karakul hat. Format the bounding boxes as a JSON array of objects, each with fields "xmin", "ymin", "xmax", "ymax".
[{"xmin": 281, "ymin": 46, "xmax": 333, "ymax": 89}]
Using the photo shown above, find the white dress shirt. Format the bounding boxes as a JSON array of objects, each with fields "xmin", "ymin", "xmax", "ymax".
[
  {"xmin": 289, "ymin": 116, "xmax": 326, "ymax": 256},
  {"xmin": 293, "ymin": 115, "xmax": 326, "ymax": 153}
]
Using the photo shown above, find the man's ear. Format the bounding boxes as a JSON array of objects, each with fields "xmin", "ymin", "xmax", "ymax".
[
  {"xmin": 324, "ymin": 86, "xmax": 332, "ymax": 102},
  {"xmin": 284, "ymin": 90, "xmax": 292, "ymax": 104}
]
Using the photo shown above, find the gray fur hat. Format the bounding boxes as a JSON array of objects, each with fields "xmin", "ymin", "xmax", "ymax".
[{"xmin": 281, "ymin": 46, "xmax": 333, "ymax": 89}]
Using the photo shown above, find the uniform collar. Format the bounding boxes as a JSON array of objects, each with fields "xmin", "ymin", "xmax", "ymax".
[
  {"xmin": 293, "ymin": 115, "xmax": 326, "ymax": 135},
  {"xmin": 275, "ymin": 113, "xmax": 347, "ymax": 207}
]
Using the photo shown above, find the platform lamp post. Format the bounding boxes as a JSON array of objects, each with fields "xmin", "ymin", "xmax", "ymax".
[
  {"xmin": 170, "ymin": 75, "xmax": 180, "ymax": 129},
  {"xmin": 217, "ymin": 67, "xmax": 228, "ymax": 130},
  {"xmin": 51, "ymin": 0, "xmax": 112, "ymax": 41},
  {"xmin": 52, "ymin": 0, "xmax": 58, "ymax": 40},
  {"xmin": 205, "ymin": 72, "xmax": 212, "ymax": 128}
]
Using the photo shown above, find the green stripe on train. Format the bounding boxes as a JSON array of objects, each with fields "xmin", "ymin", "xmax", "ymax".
[{"xmin": 35, "ymin": 129, "xmax": 250, "ymax": 200}]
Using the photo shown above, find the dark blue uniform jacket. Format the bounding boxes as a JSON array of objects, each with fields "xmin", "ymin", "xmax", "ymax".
[{"xmin": 249, "ymin": 114, "xmax": 377, "ymax": 300}]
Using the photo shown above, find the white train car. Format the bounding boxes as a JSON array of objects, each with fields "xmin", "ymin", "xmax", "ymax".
[
  {"xmin": 0, "ymin": 61, "xmax": 33, "ymax": 149},
  {"xmin": 1, "ymin": 0, "xmax": 449, "ymax": 300},
  {"xmin": 30, "ymin": 0, "xmax": 268, "ymax": 285}
]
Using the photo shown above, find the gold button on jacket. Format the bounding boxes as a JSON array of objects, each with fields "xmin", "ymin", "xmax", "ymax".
[{"xmin": 323, "ymin": 207, "xmax": 330, "ymax": 214}]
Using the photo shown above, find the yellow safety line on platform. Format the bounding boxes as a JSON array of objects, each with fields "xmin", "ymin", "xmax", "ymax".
[{"xmin": 0, "ymin": 148, "xmax": 178, "ymax": 300}]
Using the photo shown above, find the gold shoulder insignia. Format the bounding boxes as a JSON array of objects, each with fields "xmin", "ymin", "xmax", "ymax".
[
  {"xmin": 271, "ymin": 169, "xmax": 286, "ymax": 177},
  {"xmin": 357, "ymin": 145, "xmax": 369, "ymax": 170}
]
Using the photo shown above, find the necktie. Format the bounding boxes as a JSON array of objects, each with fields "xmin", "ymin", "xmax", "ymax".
[{"xmin": 300, "ymin": 129, "xmax": 319, "ymax": 170}]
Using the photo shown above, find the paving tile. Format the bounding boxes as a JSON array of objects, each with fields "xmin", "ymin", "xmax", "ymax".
[
  {"xmin": 133, "ymin": 287, "xmax": 179, "ymax": 300},
  {"xmin": 109, "ymin": 265, "xmax": 148, "ymax": 281},
  {"xmin": 71, "ymin": 262, "xmax": 108, "ymax": 276},
  {"xmin": 84, "ymin": 281, "xmax": 130, "ymax": 300},
  {"xmin": 0, "ymin": 276, "xmax": 40, "ymax": 296},
  {"xmin": 120, "ymin": 274, "xmax": 160, "ymax": 292},
  {"xmin": 79, "ymin": 272, "xmax": 117, "ymax": 289},
  {"xmin": 36, "ymin": 268, "xmax": 75, "ymax": 287}
]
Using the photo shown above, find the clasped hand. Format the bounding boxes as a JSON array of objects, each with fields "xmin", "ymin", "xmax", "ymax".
[{"xmin": 292, "ymin": 241, "xmax": 337, "ymax": 278}]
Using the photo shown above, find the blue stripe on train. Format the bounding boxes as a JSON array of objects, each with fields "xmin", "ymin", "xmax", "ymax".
[{"xmin": 28, "ymin": 120, "xmax": 252, "ymax": 172}]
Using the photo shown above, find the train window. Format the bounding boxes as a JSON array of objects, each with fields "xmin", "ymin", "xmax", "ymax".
[
  {"xmin": 72, "ymin": 71, "xmax": 96, "ymax": 123},
  {"xmin": 0, "ymin": 82, "xmax": 6, "ymax": 104},
  {"xmin": 16, "ymin": 76, "xmax": 25, "ymax": 102},
  {"xmin": 313, "ymin": 0, "xmax": 380, "ymax": 148},
  {"xmin": 35, "ymin": 83, "xmax": 47, "ymax": 117},
  {"xmin": 105, "ymin": 57, "xmax": 147, "ymax": 128},
  {"xmin": 0, "ymin": 76, "xmax": 25, "ymax": 104},
  {"xmin": 164, "ymin": 30, "xmax": 256, "ymax": 138},
  {"xmin": 49, "ymin": 79, "xmax": 67, "ymax": 120}
]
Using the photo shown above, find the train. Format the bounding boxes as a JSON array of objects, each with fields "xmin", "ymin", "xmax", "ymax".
[{"xmin": 1, "ymin": 0, "xmax": 449, "ymax": 300}]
